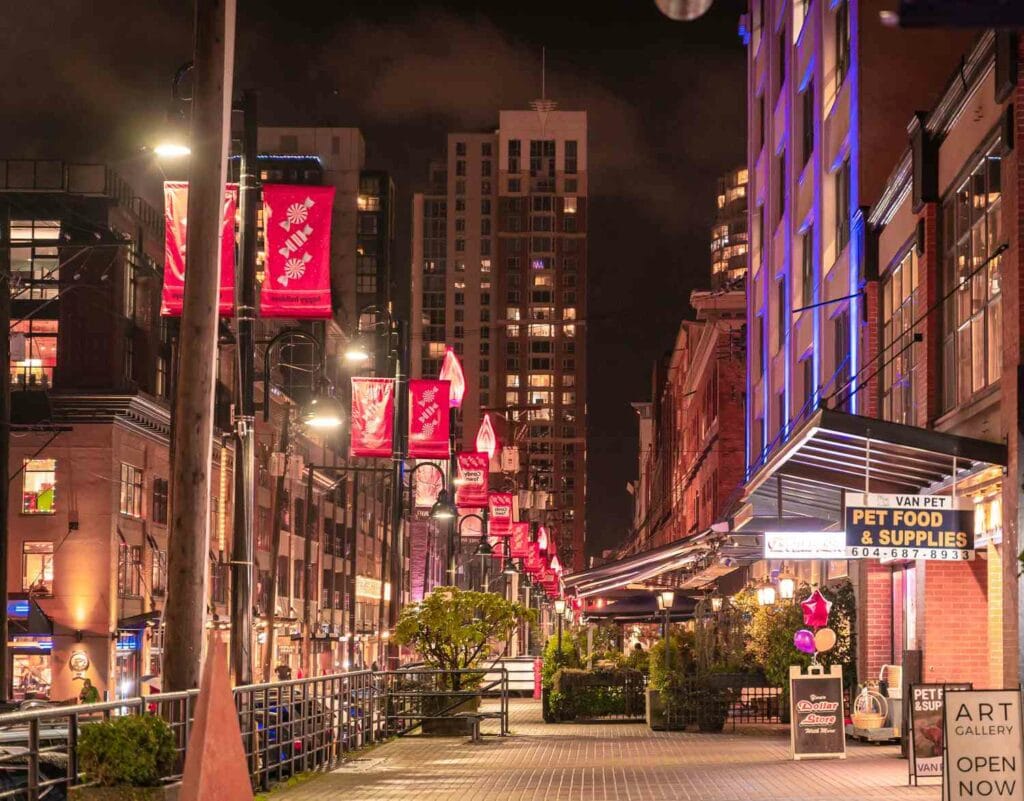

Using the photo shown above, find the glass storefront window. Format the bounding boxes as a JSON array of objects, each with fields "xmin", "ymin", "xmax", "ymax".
[
  {"xmin": 22, "ymin": 541, "xmax": 54, "ymax": 594},
  {"xmin": 12, "ymin": 653, "xmax": 51, "ymax": 701}
]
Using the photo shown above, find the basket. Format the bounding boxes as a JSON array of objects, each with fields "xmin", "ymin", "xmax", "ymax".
[{"xmin": 851, "ymin": 711, "xmax": 886, "ymax": 729}]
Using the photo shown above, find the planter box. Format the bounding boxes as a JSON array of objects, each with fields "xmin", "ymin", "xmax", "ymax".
[{"xmin": 71, "ymin": 783, "xmax": 180, "ymax": 801}]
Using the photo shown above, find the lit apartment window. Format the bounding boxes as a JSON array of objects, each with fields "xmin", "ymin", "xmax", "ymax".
[
  {"xmin": 528, "ymin": 391, "xmax": 553, "ymax": 405},
  {"xmin": 564, "ymin": 196, "xmax": 577, "ymax": 214},
  {"xmin": 152, "ymin": 549, "xmax": 168, "ymax": 596},
  {"xmin": 357, "ymin": 194, "xmax": 380, "ymax": 211},
  {"xmin": 563, "ymin": 307, "xmax": 576, "ymax": 320},
  {"xmin": 563, "ymin": 324, "xmax": 576, "ymax": 338},
  {"xmin": 119, "ymin": 463, "xmax": 144, "ymax": 518},
  {"xmin": 22, "ymin": 542, "xmax": 54, "ymax": 594},
  {"xmin": 941, "ymin": 143, "xmax": 1005, "ymax": 410},
  {"xmin": 481, "ymin": 259, "xmax": 492, "ymax": 272},
  {"xmin": 529, "ymin": 324, "xmax": 554, "ymax": 338},
  {"xmin": 529, "ymin": 374, "xmax": 554, "ymax": 388},
  {"xmin": 117, "ymin": 542, "xmax": 143, "ymax": 598},
  {"xmin": 152, "ymin": 477, "xmax": 169, "ymax": 525},
  {"xmin": 507, "ymin": 324, "xmax": 520, "ymax": 337},
  {"xmin": 882, "ymin": 248, "xmax": 919, "ymax": 425},
  {"xmin": 533, "ymin": 275, "xmax": 553, "ymax": 287},
  {"xmin": 9, "ymin": 319, "xmax": 57, "ymax": 391},
  {"xmin": 22, "ymin": 458, "xmax": 56, "ymax": 514},
  {"xmin": 506, "ymin": 375, "xmax": 520, "ymax": 388},
  {"xmin": 10, "ymin": 220, "xmax": 60, "ymax": 300}
]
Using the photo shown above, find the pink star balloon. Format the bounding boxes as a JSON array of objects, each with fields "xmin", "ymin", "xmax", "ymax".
[{"xmin": 800, "ymin": 590, "xmax": 832, "ymax": 628}]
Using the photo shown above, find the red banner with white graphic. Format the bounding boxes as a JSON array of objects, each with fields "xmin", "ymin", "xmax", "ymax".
[
  {"xmin": 455, "ymin": 452, "xmax": 488, "ymax": 509},
  {"xmin": 161, "ymin": 181, "xmax": 237, "ymax": 317},
  {"xmin": 487, "ymin": 492, "xmax": 514, "ymax": 537},
  {"xmin": 524, "ymin": 543, "xmax": 544, "ymax": 574},
  {"xmin": 509, "ymin": 522, "xmax": 531, "ymax": 558},
  {"xmin": 350, "ymin": 378, "xmax": 394, "ymax": 458},
  {"xmin": 408, "ymin": 379, "xmax": 450, "ymax": 458},
  {"xmin": 260, "ymin": 184, "xmax": 334, "ymax": 318}
]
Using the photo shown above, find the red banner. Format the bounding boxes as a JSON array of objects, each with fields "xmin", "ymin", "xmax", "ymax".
[
  {"xmin": 350, "ymin": 378, "xmax": 394, "ymax": 458},
  {"xmin": 524, "ymin": 543, "xmax": 544, "ymax": 574},
  {"xmin": 455, "ymin": 452, "xmax": 488, "ymax": 509},
  {"xmin": 161, "ymin": 181, "xmax": 237, "ymax": 317},
  {"xmin": 509, "ymin": 522, "xmax": 531, "ymax": 558},
  {"xmin": 408, "ymin": 379, "xmax": 450, "ymax": 458},
  {"xmin": 487, "ymin": 492, "xmax": 514, "ymax": 537},
  {"xmin": 260, "ymin": 184, "xmax": 335, "ymax": 318}
]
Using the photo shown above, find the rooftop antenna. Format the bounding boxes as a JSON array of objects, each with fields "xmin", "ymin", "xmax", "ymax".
[{"xmin": 530, "ymin": 46, "xmax": 557, "ymax": 112}]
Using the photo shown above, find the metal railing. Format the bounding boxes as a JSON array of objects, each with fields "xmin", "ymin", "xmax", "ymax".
[
  {"xmin": 0, "ymin": 670, "xmax": 384, "ymax": 799},
  {"xmin": 379, "ymin": 668, "xmax": 509, "ymax": 737}
]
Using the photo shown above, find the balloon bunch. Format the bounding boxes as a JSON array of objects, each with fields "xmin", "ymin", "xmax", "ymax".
[{"xmin": 793, "ymin": 589, "xmax": 838, "ymax": 657}]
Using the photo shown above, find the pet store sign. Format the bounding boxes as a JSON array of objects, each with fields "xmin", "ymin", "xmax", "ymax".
[{"xmin": 844, "ymin": 493, "xmax": 974, "ymax": 562}]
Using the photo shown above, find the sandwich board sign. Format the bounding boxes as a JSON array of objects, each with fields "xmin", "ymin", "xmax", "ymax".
[
  {"xmin": 790, "ymin": 664, "xmax": 846, "ymax": 760},
  {"xmin": 909, "ymin": 683, "xmax": 971, "ymax": 785},
  {"xmin": 942, "ymin": 688, "xmax": 1024, "ymax": 801}
]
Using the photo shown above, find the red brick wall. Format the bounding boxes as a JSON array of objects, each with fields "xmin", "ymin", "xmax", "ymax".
[
  {"xmin": 859, "ymin": 561, "xmax": 893, "ymax": 681},
  {"xmin": 862, "ymin": 282, "xmax": 880, "ymax": 419},
  {"xmin": 921, "ymin": 559, "xmax": 989, "ymax": 686}
]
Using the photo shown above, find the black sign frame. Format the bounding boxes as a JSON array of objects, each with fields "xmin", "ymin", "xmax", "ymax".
[
  {"xmin": 790, "ymin": 664, "xmax": 846, "ymax": 760},
  {"xmin": 908, "ymin": 682, "xmax": 972, "ymax": 786}
]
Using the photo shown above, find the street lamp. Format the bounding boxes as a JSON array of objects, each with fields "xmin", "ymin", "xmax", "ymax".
[
  {"xmin": 553, "ymin": 598, "xmax": 567, "ymax": 653},
  {"xmin": 777, "ymin": 574, "xmax": 796, "ymax": 602},
  {"xmin": 342, "ymin": 338, "xmax": 371, "ymax": 364},
  {"xmin": 299, "ymin": 386, "xmax": 345, "ymax": 430},
  {"xmin": 755, "ymin": 582, "xmax": 777, "ymax": 607},
  {"xmin": 711, "ymin": 595, "xmax": 724, "ymax": 613},
  {"xmin": 656, "ymin": 589, "xmax": 675, "ymax": 670},
  {"xmin": 501, "ymin": 537, "xmax": 520, "ymax": 576},
  {"xmin": 429, "ymin": 489, "xmax": 457, "ymax": 521}
]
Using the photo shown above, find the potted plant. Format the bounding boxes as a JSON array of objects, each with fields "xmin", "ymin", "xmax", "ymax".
[
  {"xmin": 394, "ymin": 586, "xmax": 534, "ymax": 735},
  {"xmin": 72, "ymin": 714, "xmax": 178, "ymax": 800},
  {"xmin": 646, "ymin": 631, "xmax": 694, "ymax": 730},
  {"xmin": 541, "ymin": 634, "xmax": 580, "ymax": 722}
]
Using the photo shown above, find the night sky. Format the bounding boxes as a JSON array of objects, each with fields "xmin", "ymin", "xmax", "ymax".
[{"xmin": 1, "ymin": 0, "xmax": 746, "ymax": 559}]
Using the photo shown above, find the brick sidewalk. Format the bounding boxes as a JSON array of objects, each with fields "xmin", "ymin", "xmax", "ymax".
[{"xmin": 269, "ymin": 699, "xmax": 937, "ymax": 801}]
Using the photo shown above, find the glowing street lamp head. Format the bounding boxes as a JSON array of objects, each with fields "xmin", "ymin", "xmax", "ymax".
[
  {"xmin": 301, "ymin": 391, "xmax": 345, "ymax": 430},
  {"xmin": 476, "ymin": 414, "xmax": 498, "ymax": 460},
  {"xmin": 438, "ymin": 347, "xmax": 466, "ymax": 409},
  {"xmin": 154, "ymin": 142, "xmax": 191, "ymax": 158},
  {"xmin": 343, "ymin": 339, "xmax": 371, "ymax": 364}
]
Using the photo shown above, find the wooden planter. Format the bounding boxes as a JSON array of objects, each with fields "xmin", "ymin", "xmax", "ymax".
[{"xmin": 70, "ymin": 783, "xmax": 180, "ymax": 801}]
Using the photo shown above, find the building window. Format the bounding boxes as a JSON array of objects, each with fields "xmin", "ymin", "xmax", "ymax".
[
  {"xmin": 117, "ymin": 543, "xmax": 143, "ymax": 598},
  {"xmin": 882, "ymin": 248, "xmax": 919, "ymax": 425},
  {"xmin": 210, "ymin": 558, "xmax": 228, "ymax": 605},
  {"xmin": 565, "ymin": 140, "xmax": 578, "ymax": 174},
  {"xmin": 22, "ymin": 542, "xmax": 53, "ymax": 594},
  {"xmin": 508, "ymin": 139, "xmax": 521, "ymax": 173},
  {"xmin": 801, "ymin": 226, "xmax": 813, "ymax": 306},
  {"xmin": 801, "ymin": 81, "xmax": 814, "ymax": 167},
  {"xmin": 834, "ymin": 309, "xmax": 851, "ymax": 411},
  {"xmin": 777, "ymin": 151, "xmax": 786, "ymax": 224},
  {"xmin": 482, "ymin": 142, "xmax": 492, "ymax": 157},
  {"xmin": 482, "ymin": 160, "xmax": 492, "ymax": 177},
  {"xmin": 119, "ymin": 463, "xmax": 144, "ymax": 518},
  {"xmin": 10, "ymin": 220, "xmax": 60, "ymax": 300},
  {"xmin": 776, "ymin": 277, "xmax": 786, "ymax": 352},
  {"xmin": 152, "ymin": 478, "xmax": 169, "ymax": 525},
  {"xmin": 508, "ymin": 178, "xmax": 521, "ymax": 193},
  {"xmin": 835, "ymin": 0, "xmax": 850, "ymax": 96},
  {"xmin": 22, "ymin": 458, "xmax": 56, "ymax": 515},
  {"xmin": 941, "ymin": 143, "xmax": 1004, "ymax": 410},
  {"xmin": 777, "ymin": 27, "xmax": 786, "ymax": 98},
  {"xmin": 835, "ymin": 159, "xmax": 850, "ymax": 255},
  {"xmin": 802, "ymin": 357, "xmax": 814, "ymax": 410},
  {"xmin": 277, "ymin": 555, "xmax": 289, "ymax": 597},
  {"xmin": 455, "ymin": 141, "xmax": 466, "ymax": 156},
  {"xmin": 10, "ymin": 319, "xmax": 57, "ymax": 390},
  {"xmin": 152, "ymin": 548, "xmax": 168, "ymax": 596}
]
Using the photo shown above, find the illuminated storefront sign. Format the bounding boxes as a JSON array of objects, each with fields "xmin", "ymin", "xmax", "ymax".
[
  {"xmin": 355, "ymin": 575, "xmax": 382, "ymax": 600},
  {"xmin": 763, "ymin": 531, "xmax": 846, "ymax": 560},
  {"xmin": 844, "ymin": 492, "xmax": 974, "ymax": 561}
]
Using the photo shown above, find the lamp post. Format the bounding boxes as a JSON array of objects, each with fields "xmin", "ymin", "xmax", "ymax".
[
  {"xmin": 457, "ymin": 512, "xmax": 490, "ymax": 591},
  {"xmin": 656, "ymin": 589, "xmax": 675, "ymax": 671},
  {"xmin": 553, "ymin": 598, "xmax": 566, "ymax": 654},
  {"xmin": 410, "ymin": 462, "xmax": 456, "ymax": 592}
]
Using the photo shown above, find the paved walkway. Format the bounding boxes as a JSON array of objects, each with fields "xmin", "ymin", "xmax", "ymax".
[{"xmin": 271, "ymin": 699, "xmax": 936, "ymax": 801}]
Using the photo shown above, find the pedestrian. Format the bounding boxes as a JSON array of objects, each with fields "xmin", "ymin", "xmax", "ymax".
[
  {"xmin": 78, "ymin": 678, "xmax": 99, "ymax": 704},
  {"xmin": 371, "ymin": 660, "xmax": 380, "ymax": 673},
  {"xmin": 275, "ymin": 663, "xmax": 292, "ymax": 681}
]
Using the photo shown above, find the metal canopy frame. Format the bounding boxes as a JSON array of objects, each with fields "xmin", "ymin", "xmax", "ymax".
[
  {"xmin": 743, "ymin": 408, "xmax": 1007, "ymax": 521},
  {"xmin": 564, "ymin": 534, "xmax": 714, "ymax": 598}
]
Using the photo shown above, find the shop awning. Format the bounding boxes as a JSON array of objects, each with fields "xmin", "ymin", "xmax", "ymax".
[
  {"xmin": 578, "ymin": 589, "xmax": 697, "ymax": 623},
  {"xmin": 8, "ymin": 596, "xmax": 53, "ymax": 638},
  {"xmin": 117, "ymin": 610, "xmax": 162, "ymax": 630},
  {"xmin": 564, "ymin": 534, "xmax": 715, "ymax": 598},
  {"xmin": 742, "ymin": 408, "xmax": 1007, "ymax": 523}
]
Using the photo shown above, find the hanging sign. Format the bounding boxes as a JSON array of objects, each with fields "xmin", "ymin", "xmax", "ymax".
[
  {"xmin": 408, "ymin": 380, "xmax": 450, "ymax": 458},
  {"xmin": 790, "ymin": 664, "xmax": 846, "ymax": 761},
  {"xmin": 943, "ymin": 689, "xmax": 1024, "ymax": 801},
  {"xmin": 909, "ymin": 683, "xmax": 973, "ymax": 785},
  {"xmin": 509, "ymin": 522, "xmax": 531, "ymax": 558},
  {"xmin": 844, "ymin": 492, "xmax": 974, "ymax": 562},
  {"xmin": 260, "ymin": 184, "xmax": 335, "ymax": 318},
  {"xmin": 455, "ymin": 452, "xmax": 489, "ymax": 509},
  {"xmin": 350, "ymin": 377, "xmax": 394, "ymax": 458},
  {"xmin": 488, "ymin": 492, "xmax": 514, "ymax": 536},
  {"xmin": 412, "ymin": 461, "xmax": 444, "ymax": 508},
  {"xmin": 764, "ymin": 531, "xmax": 847, "ymax": 560},
  {"xmin": 161, "ymin": 181, "xmax": 237, "ymax": 317}
]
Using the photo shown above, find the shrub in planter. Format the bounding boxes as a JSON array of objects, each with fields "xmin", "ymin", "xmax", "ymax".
[
  {"xmin": 549, "ymin": 667, "xmax": 644, "ymax": 721},
  {"xmin": 74, "ymin": 714, "xmax": 176, "ymax": 799}
]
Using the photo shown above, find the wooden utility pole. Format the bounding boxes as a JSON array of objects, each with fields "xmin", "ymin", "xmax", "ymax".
[
  {"xmin": 163, "ymin": 0, "xmax": 236, "ymax": 692},
  {"xmin": 0, "ymin": 202, "xmax": 11, "ymax": 700}
]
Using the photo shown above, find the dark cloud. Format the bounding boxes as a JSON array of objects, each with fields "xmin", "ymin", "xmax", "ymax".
[{"xmin": 0, "ymin": 0, "xmax": 746, "ymax": 557}]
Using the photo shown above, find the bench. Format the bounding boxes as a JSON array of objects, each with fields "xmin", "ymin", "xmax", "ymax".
[{"xmin": 454, "ymin": 711, "xmax": 506, "ymax": 742}]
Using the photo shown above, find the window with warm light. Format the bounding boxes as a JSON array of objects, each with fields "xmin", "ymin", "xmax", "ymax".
[
  {"xmin": 22, "ymin": 459, "xmax": 56, "ymax": 514},
  {"xmin": 506, "ymin": 307, "xmax": 521, "ymax": 321},
  {"xmin": 563, "ymin": 196, "xmax": 577, "ymax": 214},
  {"xmin": 528, "ymin": 324, "xmax": 553, "ymax": 338},
  {"xmin": 10, "ymin": 319, "xmax": 57, "ymax": 389},
  {"xmin": 529, "ymin": 374, "xmax": 554, "ymax": 388},
  {"xmin": 22, "ymin": 542, "xmax": 54, "ymax": 594},
  {"xmin": 119, "ymin": 463, "xmax": 144, "ymax": 518},
  {"xmin": 357, "ymin": 194, "xmax": 380, "ymax": 211},
  {"xmin": 505, "ymin": 391, "xmax": 519, "ymax": 405},
  {"xmin": 562, "ymin": 392, "xmax": 576, "ymax": 405},
  {"xmin": 481, "ymin": 259, "xmax": 491, "ymax": 272},
  {"xmin": 528, "ymin": 391, "xmax": 553, "ymax": 405},
  {"xmin": 533, "ymin": 275, "xmax": 553, "ymax": 287},
  {"xmin": 506, "ymin": 375, "xmax": 520, "ymax": 387},
  {"xmin": 563, "ymin": 307, "xmax": 576, "ymax": 320},
  {"xmin": 563, "ymin": 324, "xmax": 576, "ymax": 338},
  {"xmin": 10, "ymin": 220, "xmax": 60, "ymax": 300},
  {"xmin": 506, "ymin": 324, "xmax": 520, "ymax": 337}
]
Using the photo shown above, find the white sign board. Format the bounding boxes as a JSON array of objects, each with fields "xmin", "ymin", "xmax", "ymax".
[
  {"xmin": 943, "ymin": 689, "xmax": 1024, "ymax": 801},
  {"xmin": 764, "ymin": 531, "xmax": 846, "ymax": 560}
]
